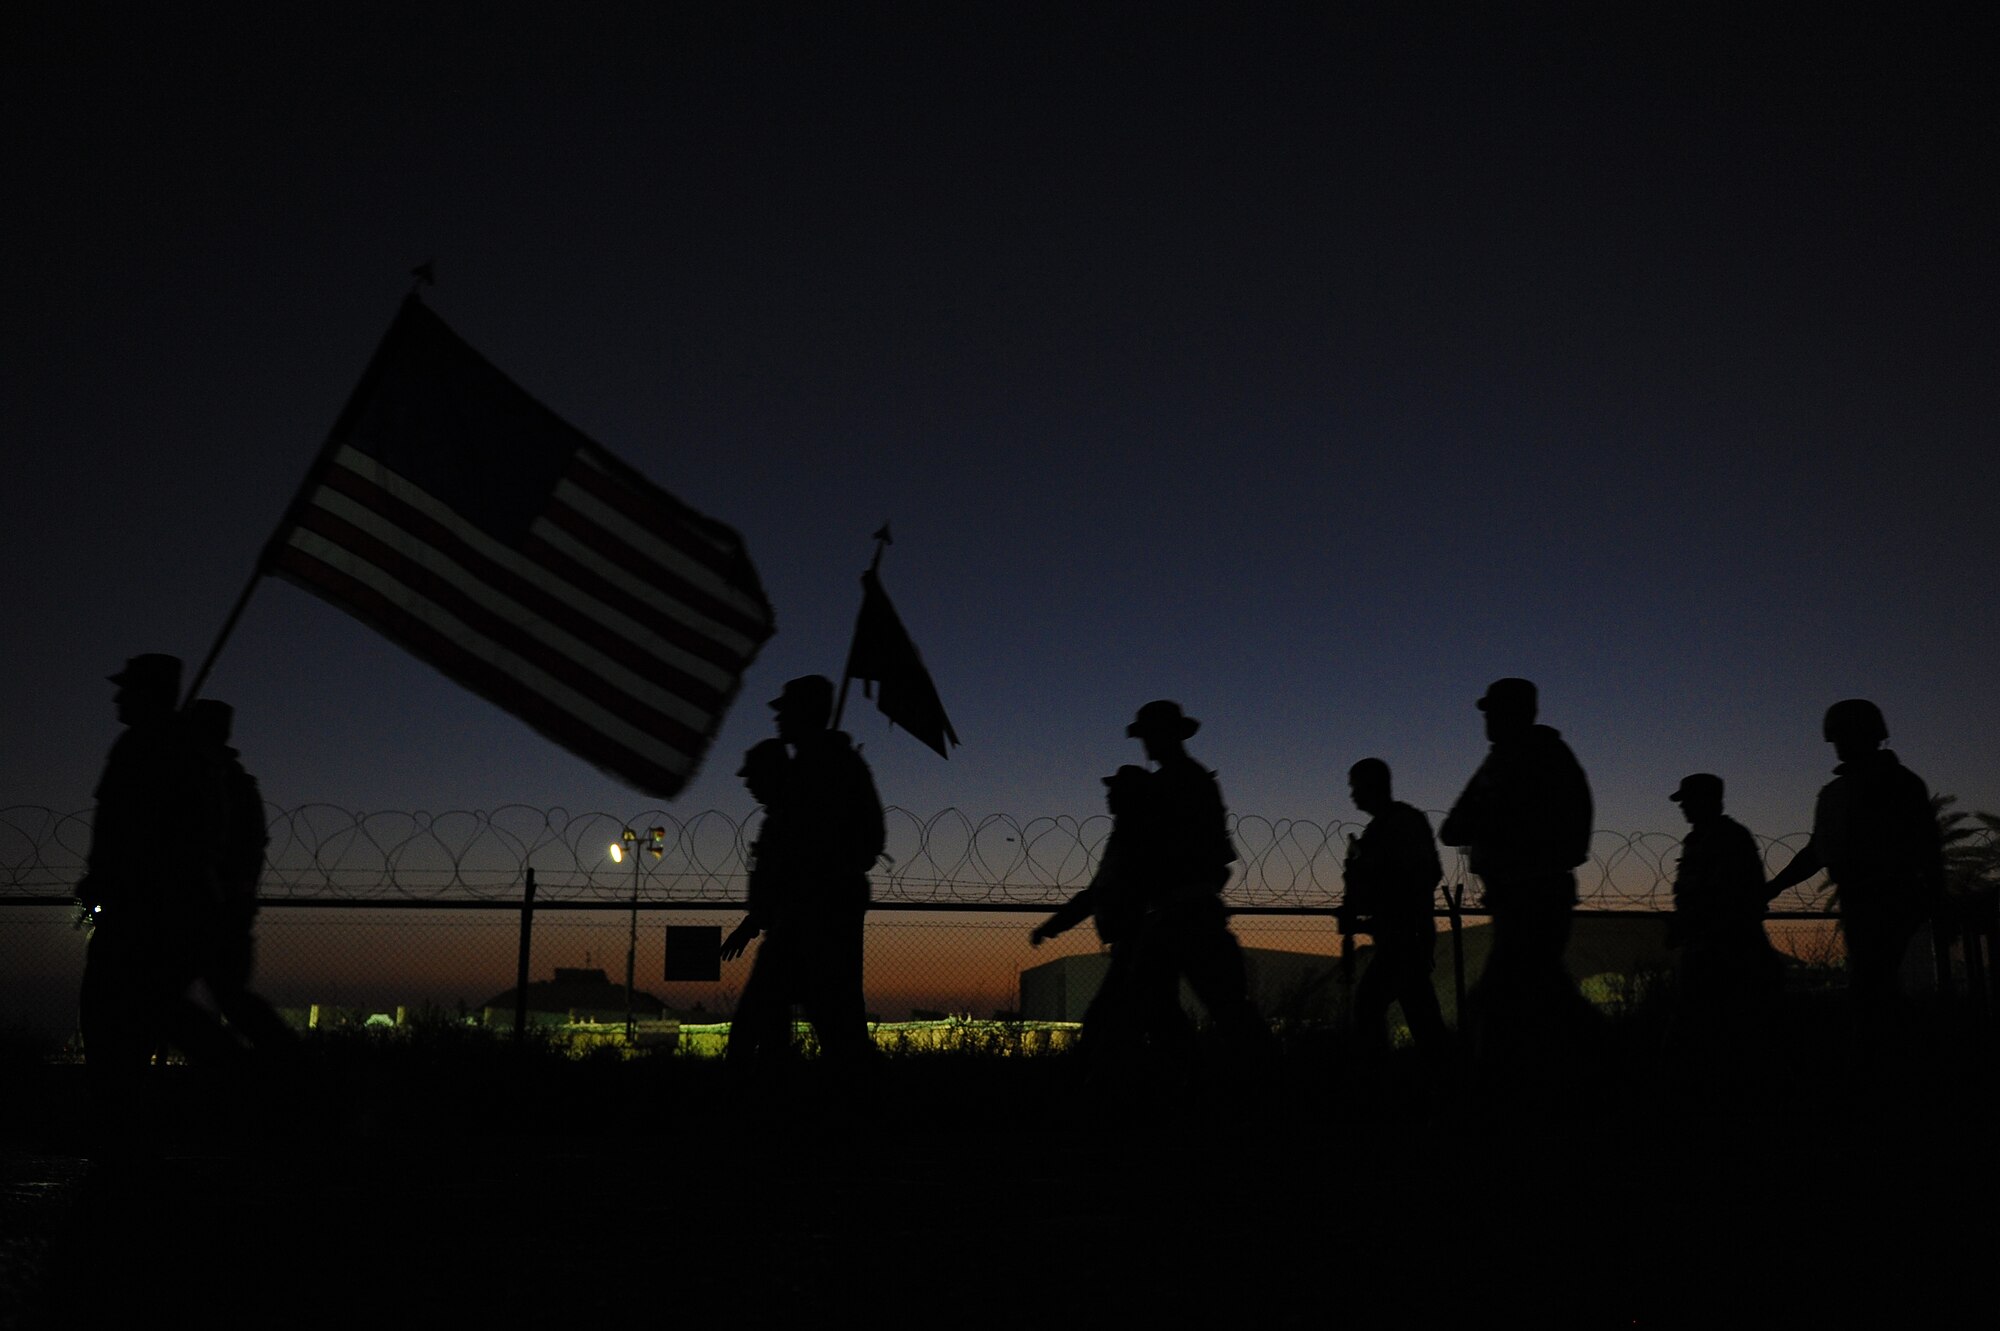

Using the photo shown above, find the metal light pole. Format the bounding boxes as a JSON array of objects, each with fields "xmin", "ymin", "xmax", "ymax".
[{"xmin": 610, "ymin": 827, "xmax": 665, "ymax": 1043}]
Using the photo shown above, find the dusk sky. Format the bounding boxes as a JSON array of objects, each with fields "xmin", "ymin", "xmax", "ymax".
[{"xmin": 7, "ymin": 4, "xmax": 1995, "ymax": 851}]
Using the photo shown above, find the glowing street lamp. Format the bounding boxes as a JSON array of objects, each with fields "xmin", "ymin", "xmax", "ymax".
[{"xmin": 614, "ymin": 827, "xmax": 667, "ymax": 1041}]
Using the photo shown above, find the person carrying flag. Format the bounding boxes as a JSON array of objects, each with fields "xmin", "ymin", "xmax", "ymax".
[{"xmin": 769, "ymin": 675, "xmax": 885, "ymax": 1063}]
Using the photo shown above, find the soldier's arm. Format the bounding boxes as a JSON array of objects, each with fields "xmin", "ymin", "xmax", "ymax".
[
  {"xmin": 1032, "ymin": 887, "xmax": 1096, "ymax": 945},
  {"xmin": 1393, "ymin": 810, "xmax": 1444, "ymax": 897},
  {"xmin": 1764, "ymin": 839, "xmax": 1821, "ymax": 900},
  {"xmin": 1436, "ymin": 799, "xmax": 1470, "ymax": 848},
  {"xmin": 78, "ymin": 743, "xmax": 147, "ymax": 905},
  {"xmin": 1728, "ymin": 824, "xmax": 1769, "ymax": 908},
  {"xmin": 1565, "ymin": 754, "xmax": 1596, "ymax": 868},
  {"xmin": 850, "ymin": 750, "xmax": 888, "ymax": 869},
  {"xmin": 720, "ymin": 916, "xmax": 760, "ymax": 960},
  {"xmin": 242, "ymin": 773, "xmax": 272, "ymax": 856},
  {"xmin": 1437, "ymin": 772, "xmax": 1487, "ymax": 848}
]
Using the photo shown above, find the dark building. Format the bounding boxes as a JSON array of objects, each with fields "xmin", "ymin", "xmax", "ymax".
[{"xmin": 479, "ymin": 967, "xmax": 671, "ymax": 1027}]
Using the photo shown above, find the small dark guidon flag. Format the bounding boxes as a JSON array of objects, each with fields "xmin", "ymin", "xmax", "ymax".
[{"xmin": 843, "ymin": 567, "xmax": 959, "ymax": 759}]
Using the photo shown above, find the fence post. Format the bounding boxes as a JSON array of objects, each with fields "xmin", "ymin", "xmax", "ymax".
[{"xmin": 514, "ymin": 867, "xmax": 537, "ymax": 1042}]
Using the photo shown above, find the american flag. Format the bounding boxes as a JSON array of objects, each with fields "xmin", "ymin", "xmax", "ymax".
[{"xmin": 265, "ymin": 296, "xmax": 774, "ymax": 798}]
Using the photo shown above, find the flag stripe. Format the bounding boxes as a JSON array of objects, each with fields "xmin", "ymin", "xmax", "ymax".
[
  {"xmin": 529, "ymin": 506, "xmax": 761, "ymax": 659},
  {"xmin": 285, "ymin": 507, "xmax": 711, "ymax": 756},
  {"xmin": 514, "ymin": 526, "xmax": 750, "ymax": 674},
  {"xmin": 271, "ymin": 542, "xmax": 690, "ymax": 791},
  {"xmin": 567, "ymin": 449, "xmax": 764, "ymax": 590},
  {"xmin": 540, "ymin": 491, "xmax": 770, "ymax": 642},
  {"xmin": 266, "ymin": 296, "xmax": 774, "ymax": 799},
  {"xmin": 314, "ymin": 443, "xmax": 755, "ymax": 672},
  {"xmin": 312, "ymin": 450, "xmax": 735, "ymax": 705},
  {"xmin": 302, "ymin": 485, "xmax": 721, "ymax": 734}
]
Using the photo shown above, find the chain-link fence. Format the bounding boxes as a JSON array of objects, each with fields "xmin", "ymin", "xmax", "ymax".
[
  {"xmin": 0, "ymin": 803, "xmax": 1849, "ymax": 908},
  {"xmin": 0, "ymin": 804, "xmax": 1966, "ymax": 1045}
]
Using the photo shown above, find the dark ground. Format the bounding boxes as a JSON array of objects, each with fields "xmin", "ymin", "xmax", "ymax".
[{"xmin": 2, "ymin": 1004, "xmax": 1995, "ymax": 1330}]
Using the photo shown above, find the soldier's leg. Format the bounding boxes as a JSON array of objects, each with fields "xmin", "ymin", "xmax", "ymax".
[
  {"xmin": 1842, "ymin": 910, "xmax": 1918, "ymax": 1015},
  {"xmin": 210, "ymin": 985, "xmax": 297, "ymax": 1056},
  {"xmin": 1476, "ymin": 891, "xmax": 1530, "ymax": 1001},
  {"xmin": 727, "ymin": 931, "xmax": 797, "ymax": 1061},
  {"xmin": 1134, "ymin": 912, "xmax": 1198, "ymax": 1053},
  {"xmin": 1353, "ymin": 947, "xmax": 1397, "ymax": 1049},
  {"xmin": 1528, "ymin": 889, "xmax": 1577, "ymax": 999},
  {"xmin": 204, "ymin": 928, "xmax": 297, "ymax": 1057},
  {"xmin": 1180, "ymin": 904, "xmax": 1266, "ymax": 1045},
  {"xmin": 79, "ymin": 926, "xmax": 150, "ymax": 1079},
  {"xmin": 799, "ymin": 910, "xmax": 874, "ymax": 1062},
  {"xmin": 1495, "ymin": 883, "xmax": 1577, "ymax": 999},
  {"xmin": 78, "ymin": 923, "xmax": 167, "ymax": 1156},
  {"xmin": 1395, "ymin": 932, "xmax": 1450, "ymax": 1050},
  {"xmin": 141, "ymin": 915, "xmax": 243, "ymax": 1067},
  {"xmin": 1079, "ymin": 943, "xmax": 1142, "ymax": 1057},
  {"xmin": 1473, "ymin": 878, "xmax": 1586, "ymax": 1062}
]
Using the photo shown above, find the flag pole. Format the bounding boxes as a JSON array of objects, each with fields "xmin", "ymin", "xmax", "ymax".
[
  {"xmin": 830, "ymin": 523, "xmax": 892, "ymax": 730},
  {"xmin": 182, "ymin": 569, "xmax": 266, "ymax": 708},
  {"xmin": 183, "ymin": 288, "xmax": 425, "ymax": 708}
]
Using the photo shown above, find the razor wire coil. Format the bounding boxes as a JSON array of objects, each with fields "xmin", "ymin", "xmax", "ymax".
[{"xmin": 0, "ymin": 803, "xmax": 1890, "ymax": 913}]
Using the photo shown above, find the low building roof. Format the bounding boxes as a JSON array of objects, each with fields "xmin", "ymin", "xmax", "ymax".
[{"xmin": 478, "ymin": 967, "xmax": 668, "ymax": 1017}]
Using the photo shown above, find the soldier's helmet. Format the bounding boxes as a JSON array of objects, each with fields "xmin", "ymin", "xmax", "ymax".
[
  {"xmin": 768, "ymin": 675, "xmax": 834, "ymax": 728},
  {"xmin": 1348, "ymin": 757, "xmax": 1392, "ymax": 789},
  {"xmin": 1476, "ymin": 677, "xmax": 1538, "ymax": 719},
  {"xmin": 1669, "ymin": 773, "xmax": 1724, "ymax": 805},
  {"xmin": 1126, "ymin": 700, "xmax": 1199, "ymax": 740},
  {"xmin": 1822, "ymin": 699, "xmax": 1888, "ymax": 745},
  {"xmin": 108, "ymin": 653, "xmax": 182, "ymax": 706}
]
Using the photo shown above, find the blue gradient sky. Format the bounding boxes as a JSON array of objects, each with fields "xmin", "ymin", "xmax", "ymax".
[{"xmin": 7, "ymin": 4, "xmax": 1994, "ymax": 846}]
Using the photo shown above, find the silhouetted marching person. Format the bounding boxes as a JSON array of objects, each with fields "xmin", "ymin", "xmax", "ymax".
[
  {"xmin": 767, "ymin": 675, "xmax": 885, "ymax": 1062},
  {"xmin": 186, "ymin": 699, "xmax": 296, "ymax": 1057},
  {"xmin": 1665, "ymin": 773, "xmax": 1781, "ymax": 1041},
  {"xmin": 722, "ymin": 738, "xmax": 802, "ymax": 1061},
  {"xmin": 1439, "ymin": 678, "xmax": 1596, "ymax": 1061},
  {"xmin": 1124, "ymin": 700, "xmax": 1267, "ymax": 1051},
  {"xmin": 1030, "ymin": 764, "xmax": 1188, "ymax": 1058},
  {"xmin": 1342, "ymin": 758, "xmax": 1450, "ymax": 1055},
  {"xmin": 1764, "ymin": 700, "xmax": 1943, "ymax": 1016},
  {"xmin": 75, "ymin": 655, "xmax": 229, "ymax": 1137}
]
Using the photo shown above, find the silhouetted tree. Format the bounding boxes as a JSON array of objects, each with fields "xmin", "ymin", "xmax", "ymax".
[
  {"xmin": 1933, "ymin": 795, "xmax": 2000, "ymax": 896},
  {"xmin": 1933, "ymin": 796, "xmax": 2000, "ymax": 970}
]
